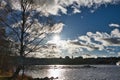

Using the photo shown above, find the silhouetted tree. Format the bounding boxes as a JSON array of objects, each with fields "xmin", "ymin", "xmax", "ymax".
[
  {"xmin": 65, "ymin": 56, "xmax": 70, "ymax": 59},
  {"xmin": 0, "ymin": 0, "xmax": 63, "ymax": 79},
  {"xmin": 0, "ymin": 27, "xmax": 13, "ymax": 76}
]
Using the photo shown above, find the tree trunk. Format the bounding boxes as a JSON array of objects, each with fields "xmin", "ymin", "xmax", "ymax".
[{"xmin": 10, "ymin": 65, "xmax": 23, "ymax": 80}]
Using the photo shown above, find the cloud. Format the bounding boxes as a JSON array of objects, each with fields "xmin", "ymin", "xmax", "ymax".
[
  {"xmin": 32, "ymin": 43, "xmax": 63, "ymax": 58},
  {"xmin": 118, "ymin": 52, "xmax": 120, "ymax": 56},
  {"xmin": 0, "ymin": 0, "xmax": 65, "ymax": 58},
  {"xmin": 68, "ymin": 39, "xmax": 101, "ymax": 51},
  {"xmin": 37, "ymin": 0, "xmax": 119, "ymax": 16},
  {"xmin": 82, "ymin": 54, "xmax": 98, "ymax": 59},
  {"xmin": 30, "ymin": 34, "xmax": 103, "ymax": 57},
  {"xmin": 50, "ymin": 23, "xmax": 64, "ymax": 33},
  {"xmin": 109, "ymin": 23, "xmax": 120, "ymax": 27},
  {"xmin": 0, "ymin": 0, "xmax": 7, "ymax": 8},
  {"xmin": 79, "ymin": 35, "xmax": 91, "ymax": 43},
  {"xmin": 106, "ymin": 47, "xmax": 115, "ymax": 52},
  {"xmin": 111, "ymin": 28, "xmax": 120, "ymax": 37},
  {"xmin": 86, "ymin": 30, "xmax": 120, "ymax": 46},
  {"xmin": 5, "ymin": 0, "xmax": 120, "ymax": 16},
  {"xmin": 47, "ymin": 39, "xmax": 83, "ymax": 56},
  {"xmin": 72, "ymin": 6, "xmax": 81, "ymax": 14},
  {"xmin": 2, "ymin": 0, "xmax": 120, "ymax": 58},
  {"xmin": 103, "ymin": 38, "xmax": 120, "ymax": 45},
  {"xmin": 78, "ymin": 32, "xmax": 107, "ymax": 50},
  {"xmin": 44, "ymin": 34, "xmax": 104, "ymax": 53},
  {"xmin": 33, "ymin": 27, "xmax": 120, "ymax": 57},
  {"xmin": 76, "ymin": 28, "xmax": 120, "ymax": 52}
]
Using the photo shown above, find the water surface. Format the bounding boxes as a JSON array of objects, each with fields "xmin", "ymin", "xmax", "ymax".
[{"xmin": 26, "ymin": 65, "xmax": 120, "ymax": 80}]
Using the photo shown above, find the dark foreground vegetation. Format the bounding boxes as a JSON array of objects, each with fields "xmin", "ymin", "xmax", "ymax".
[{"xmin": 0, "ymin": 76, "xmax": 57, "ymax": 80}]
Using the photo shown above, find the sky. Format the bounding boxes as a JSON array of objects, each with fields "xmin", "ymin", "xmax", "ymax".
[
  {"xmin": 1, "ymin": 0, "xmax": 120, "ymax": 58},
  {"xmin": 48, "ymin": 0, "xmax": 120, "ymax": 58},
  {"xmin": 58, "ymin": 4, "xmax": 120, "ymax": 39}
]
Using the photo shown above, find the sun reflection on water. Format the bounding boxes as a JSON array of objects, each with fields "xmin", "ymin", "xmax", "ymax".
[{"xmin": 48, "ymin": 69, "xmax": 62, "ymax": 78}]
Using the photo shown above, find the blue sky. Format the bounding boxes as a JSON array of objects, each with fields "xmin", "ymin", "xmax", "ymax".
[
  {"xmin": 56, "ymin": 4, "xmax": 120, "ymax": 39},
  {"xmin": 2, "ymin": 0, "xmax": 120, "ymax": 58},
  {"xmin": 51, "ymin": 2, "xmax": 120, "ymax": 58}
]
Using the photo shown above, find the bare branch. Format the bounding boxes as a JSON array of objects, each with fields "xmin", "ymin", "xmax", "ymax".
[
  {"xmin": 0, "ymin": 20, "xmax": 21, "ymax": 41},
  {"xmin": 24, "ymin": 36, "xmax": 46, "ymax": 56}
]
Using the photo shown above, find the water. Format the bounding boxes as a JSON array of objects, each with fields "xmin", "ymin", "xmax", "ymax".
[{"xmin": 25, "ymin": 65, "xmax": 120, "ymax": 80}]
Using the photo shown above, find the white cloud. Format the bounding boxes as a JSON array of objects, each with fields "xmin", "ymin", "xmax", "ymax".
[
  {"xmin": 106, "ymin": 47, "xmax": 115, "ymax": 52},
  {"xmin": 2, "ymin": 0, "xmax": 120, "ymax": 57},
  {"xmin": 68, "ymin": 39, "xmax": 99, "ymax": 51},
  {"xmin": 72, "ymin": 6, "xmax": 81, "ymax": 14},
  {"xmin": 90, "ymin": 10, "xmax": 95, "ymax": 13},
  {"xmin": 78, "ymin": 32, "xmax": 108, "ymax": 50},
  {"xmin": 79, "ymin": 35, "xmax": 91, "ymax": 43},
  {"xmin": 51, "ymin": 23, "xmax": 64, "ymax": 33},
  {"xmin": 109, "ymin": 23, "xmax": 120, "ymax": 27},
  {"xmin": 47, "ymin": 39, "xmax": 84, "ymax": 56},
  {"xmin": 82, "ymin": 54, "xmax": 98, "ymax": 59},
  {"xmin": 73, "ymin": 8, "xmax": 81, "ymax": 14},
  {"xmin": 111, "ymin": 28, "xmax": 120, "ymax": 37},
  {"xmin": 77, "ymin": 28, "xmax": 120, "ymax": 52},
  {"xmin": 33, "ymin": 43, "xmax": 63, "ymax": 58},
  {"xmin": 5, "ymin": 0, "xmax": 119, "ymax": 16},
  {"xmin": 0, "ymin": 0, "xmax": 7, "ymax": 8},
  {"xmin": 118, "ymin": 52, "xmax": 120, "ymax": 56},
  {"xmin": 33, "ymin": 27, "xmax": 120, "ymax": 57}
]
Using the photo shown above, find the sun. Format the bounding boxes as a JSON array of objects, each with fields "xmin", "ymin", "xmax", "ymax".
[
  {"xmin": 53, "ymin": 35, "xmax": 60, "ymax": 41},
  {"xmin": 52, "ymin": 35, "xmax": 61, "ymax": 45}
]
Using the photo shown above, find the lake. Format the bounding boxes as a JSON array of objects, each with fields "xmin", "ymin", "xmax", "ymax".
[{"xmin": 25, "ymin": 65, "xmax": 120, "ymax": 80}]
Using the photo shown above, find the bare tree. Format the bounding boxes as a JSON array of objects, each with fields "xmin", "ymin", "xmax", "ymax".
[
  {"xmin": 0, "ymin": 0, "xmax": 63, "ymax": 79},
  {"xmin": 0, "ymin": 26, "xmax": 13, "ymax": 76}
]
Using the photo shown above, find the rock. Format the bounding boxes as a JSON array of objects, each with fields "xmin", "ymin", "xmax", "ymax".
[{"xmin": 33, "ymin": 76, "xmax": 58, "ymax": 80}]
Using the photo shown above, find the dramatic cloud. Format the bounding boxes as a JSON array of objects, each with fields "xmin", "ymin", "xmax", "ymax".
[
  {"xmin": 46, "ymin": 27, "xmax": 120, "ymax": 56},
  {"xmin": 65, "ymin": 28, "xmax": 120, "ymax": 54},
  {"xmin": 109, "ymin": 23, "xmax": 120, "ymax": 27},
  {"xmin": 34, "ymin": 0, "xmax": 120, "ymax": 16},
  {"xmin": 32, "ymin": 22, "xmax": 64, "ymax": 34},
  {"xmin": 66, "ymin": 27, "xmax": 120, "ymax": 57},
  {"xmin": 50, "ymin": 23, "xmax": 64, "ymax": 33},
  {"xmin": 1, "ymin": 0, "xmax": 120, "ymax": 58},
  {"xmin": 46, "ymin": 39, "xmax": 83, "ymax": 56},
  {"xmin": 32, "ymin": 27, "xmax": 120, "ymax": 57},
  {"xmin": 103, "ymin": 38, "xmax": 120, "ymax": 45},
  {"xmin": 0, "ymin": 0, "xmax": 65, "ymax": 58},
  {"xmin": 4, "ymin": 0, "xmax": 120, "ymax": 16},
  {"xmin": 41, "ymin": 45, "xmax": 62, "ymax": 58},
  {"xmin": 111, "ymin": 28, "xmax": 120, "ymax": 37},
  {"xmin": 6, "ymin": 12, "xmax": 64, "ymax": 40}
]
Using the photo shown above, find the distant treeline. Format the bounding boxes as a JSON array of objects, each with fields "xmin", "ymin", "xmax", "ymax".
[{"xmin": 10, "ymin": 56, "xmax": 120, "ymax": 65}]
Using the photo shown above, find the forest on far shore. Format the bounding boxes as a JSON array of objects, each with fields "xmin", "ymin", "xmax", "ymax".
[{"xmin": 1, "ymin": 56, "xmax": 119, "ymax": 65}]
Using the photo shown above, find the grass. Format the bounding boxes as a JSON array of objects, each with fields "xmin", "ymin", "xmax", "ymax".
[
  {"xmin": 0, "ymin": 76, "xmax": 33, "ymax": 80},
  {"xmin": 0, "ymin": 72, "xmax": 33, "ymax": 80},
  {"xmin": 0, "ymin": 71, "xmax": 11, "ymax": 80},
  {"xmin": 0, "ymin": 77, "xmax": 10, "ymax": 80}
]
